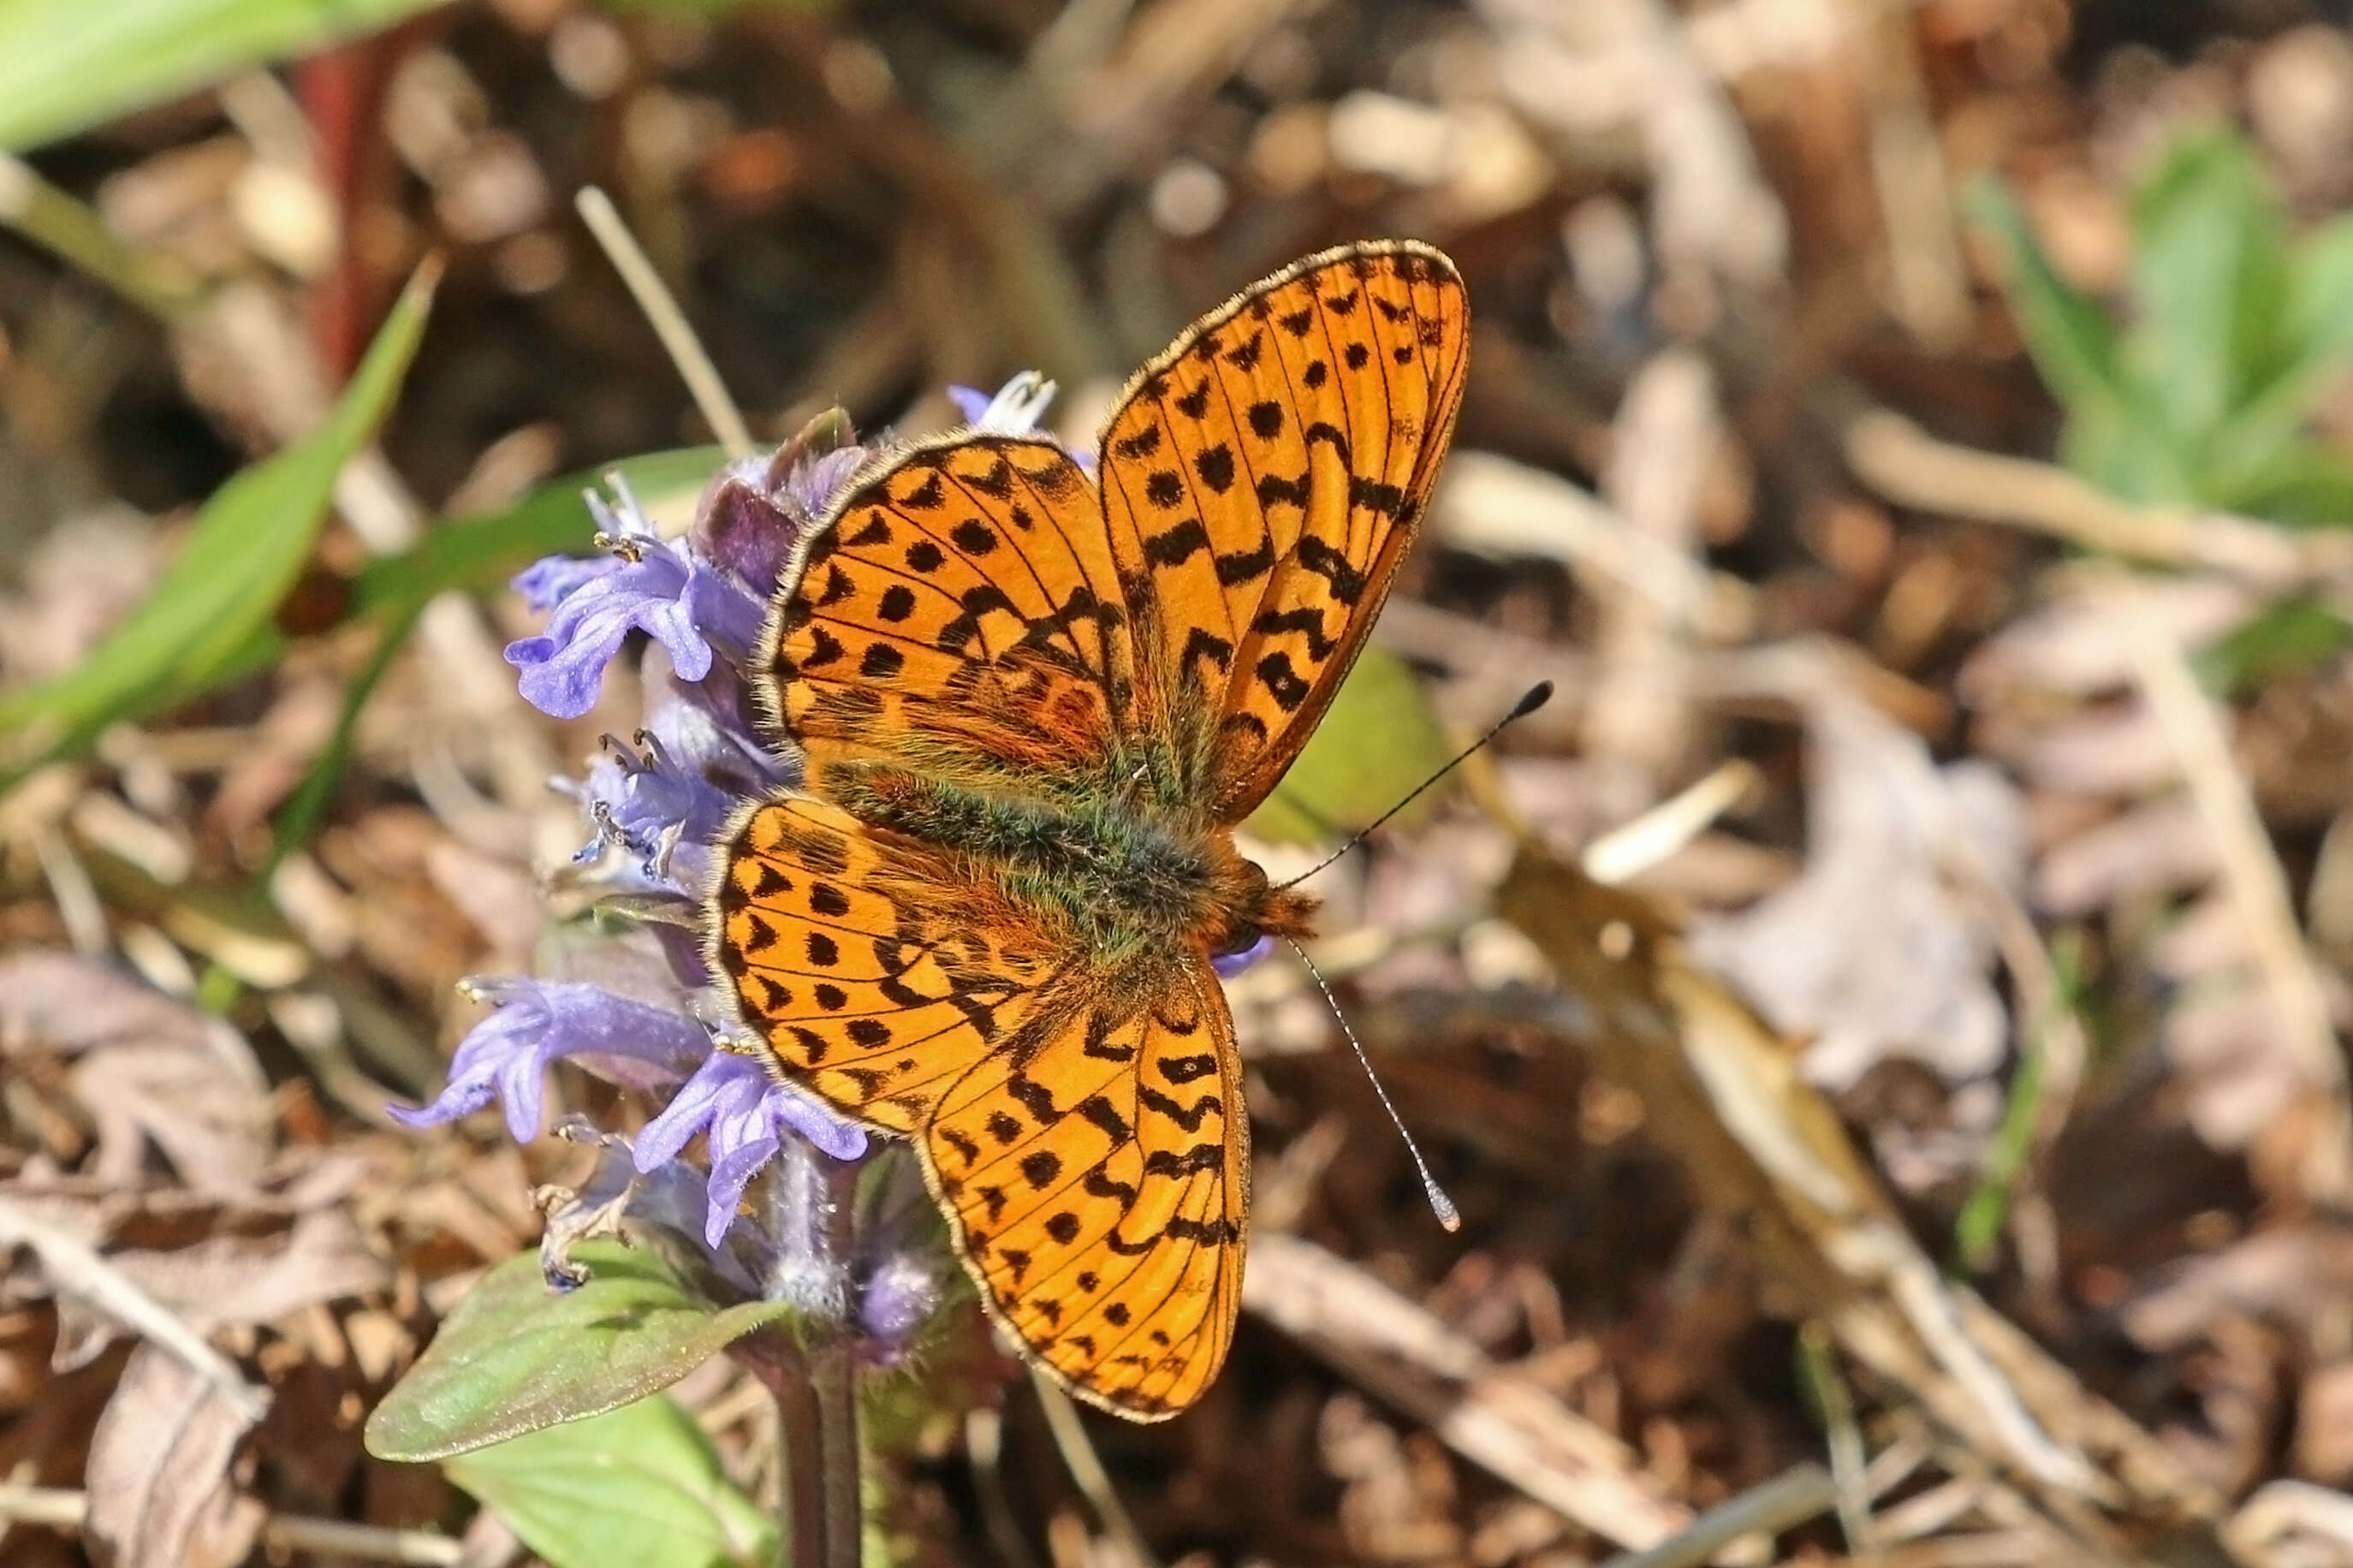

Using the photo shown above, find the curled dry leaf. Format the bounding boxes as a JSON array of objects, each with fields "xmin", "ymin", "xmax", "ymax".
[
  {"xmin": 85, "ymin": 1343, "xmax": 265, "ymax": 1568},
  {"xmin": 1688, "ymin": 689, "xmax": 2027, "ymax": 1087},
  {"xmin": 0, "ymin": 950, "xmax": 270, "ymax": 1197}
]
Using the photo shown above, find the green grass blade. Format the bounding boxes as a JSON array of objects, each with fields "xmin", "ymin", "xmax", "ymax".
[
  {"xmin": 0, "ymin": 0, "xmax": 453, "ymax": 152},
  {"xmin": 0, "ymin": 258, "xmax": 439, "ymax": 778}
]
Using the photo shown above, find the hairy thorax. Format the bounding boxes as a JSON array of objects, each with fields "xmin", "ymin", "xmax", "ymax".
[{"xmin": 828, "ymin": 753, "xmax": 1316, "ymax": 971}]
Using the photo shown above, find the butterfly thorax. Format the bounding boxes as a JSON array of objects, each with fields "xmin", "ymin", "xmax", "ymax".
[{"xmin": 824, "ymin": 753, "xmax": 1316, "ymax": 971}]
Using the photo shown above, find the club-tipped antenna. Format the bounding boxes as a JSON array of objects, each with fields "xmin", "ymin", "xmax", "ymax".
[
  {"xmin": 1289, "ymin": 938, "xmax": 1460, "ymax": 1232},
  {"xmin": 1275, "ymin": 680, "xmax": 1554, "ymax": 891}
]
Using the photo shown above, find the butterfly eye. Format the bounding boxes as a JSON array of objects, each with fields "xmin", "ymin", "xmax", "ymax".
[{"xmin": 1214, "ymin": 924, "xmax": 1265, "ymax": 959}]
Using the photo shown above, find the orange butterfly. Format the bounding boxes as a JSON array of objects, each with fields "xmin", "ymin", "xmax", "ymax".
[{"xmin": 710, "ymin": 241, "xmax": 1470, "ymax": 1418}]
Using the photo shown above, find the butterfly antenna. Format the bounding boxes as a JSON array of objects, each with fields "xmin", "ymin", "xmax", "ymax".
[
  {"xmin": 1287, "ymin": 938, "xmax": 1461, "ymax": 1232},
  {"xmin": 1275, "ymin": 680, "xmax": 1553, "ymax": 891}
]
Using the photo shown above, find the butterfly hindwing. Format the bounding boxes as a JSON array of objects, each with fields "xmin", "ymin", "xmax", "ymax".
[
  {"xmin": 1097, "ymin": 241, "xmax": 1469, "ymax": 817},
  {"xmin": 924, "ymin": 962, "xmax": 1245, "ymax": 1420},
  {"xmin": 759, "ymin": 436, "xmax": 1139, "ymax": 788},
  {"xmin": 713, "ymin": 796, "xmax": 1049, "ymax": 1134}
]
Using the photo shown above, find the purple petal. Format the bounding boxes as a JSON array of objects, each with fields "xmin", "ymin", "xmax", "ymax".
[
  {"xmin": 512, "ymin": 553, "xmax": 621, "ymax": 612},
  {"xmin": 775, "ymin": 1091, "xmax": 870, "ymax": 1161},
  {"xmin": 634, "ymin": 1054, "xmax": 735, "ymax": 1170},
  {"xmin": 634, "ymin": 1052, "xmax": 868, "ymax": 1246},
  {"xmin": 392, "ymin": 982, "xmax": 710, "ymax": 1143},
  {"xmin": 947, "ymin": 384, "xmax": 995, "ymax": 425}
]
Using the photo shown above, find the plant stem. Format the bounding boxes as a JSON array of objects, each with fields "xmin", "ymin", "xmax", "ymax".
[
  {"xmin": 813, "ymin": 1159, "xmax": 865, "ymax": 1568},
  {"xmin": 809, "ymin": 1339, "xmax": 862, "ymax": 1568},
  {"xmin": 741, "ymin": 1339, "xmax": 823, "ymax": 1568}
]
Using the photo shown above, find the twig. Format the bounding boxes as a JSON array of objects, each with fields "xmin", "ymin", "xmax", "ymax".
[
  {"xmin": 0, "ymin": 1484, "xmax": 462, "ymax": 1565},
  {"xmin": 1582, "ymin": 759, "xmax": 1762, "ymax": 884},
  {"xmin": 2109, "ymin": 576, "xmax": 2353, "ymax": 1206},
  {"xmin": 31, "ymin": 824, "xmax": 109, "ymax": 956},
  {"xmin": 1244, "ymin": 1232, "xmax": 1693, "ymax": 1552},
  {"xmin": 574, "ymin": 187, "xmax": 756, "ymax": 460},
  {"xmin": 0, "ymin": 1197, "xmax": 269, "ymax": 1423},
  {"xmin": 1595, "ymin": 1464, "xmax": 1838, "ymax": 1568},
  {"xmin": 0, "ymin": 153, "xmax": 203, "ymax": 318},
  {"xmin": 1845, "ymin": 409, "xmax": 2352, "ymax": 589},
  {"xmin": 1585, "ymin": 348, "xmax": 1719, "ymax": 817},
  {"xmin": 1030, "ymin": 1369, "xmax": 1159, "ymax": 1568},
  {"xmin": 1797, "ymin": 1321, "xmax": 1880, "ymax": 1559},
  {"xmin": 964, "ymin": 1409, "xmax": 1046, "ymax": 1568}
]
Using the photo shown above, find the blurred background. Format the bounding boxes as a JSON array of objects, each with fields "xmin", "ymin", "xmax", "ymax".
[{"xmin": 12, "ymin": 0, "xmax": 2353, "ymax": 1564}]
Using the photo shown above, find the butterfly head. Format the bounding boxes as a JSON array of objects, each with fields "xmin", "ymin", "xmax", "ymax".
[{"xmin": 1205, "ymin": 842, "xmax": 1318, "ymax": 963}]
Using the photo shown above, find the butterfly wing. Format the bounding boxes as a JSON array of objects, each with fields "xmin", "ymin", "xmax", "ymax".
[
  {"xmin": 925, "ymin": 959, "xmax": 1245, "ymax": 1420},
  {"xmin": 1096, "ymin": 241, "xmax": 1469, "ymax": 818},
  {"xmin": 712, "ymin": 796, "xmax": 1055, "ymax": 1135},
  {"xmin": 756, "ymin": 435, "xmax": 1139, "ymax": 789}
]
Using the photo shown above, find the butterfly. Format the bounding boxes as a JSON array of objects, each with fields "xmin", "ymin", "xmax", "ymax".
[{"xmin": 709, "ymin": 241, "xmax": 1470, "ymax": 1419}]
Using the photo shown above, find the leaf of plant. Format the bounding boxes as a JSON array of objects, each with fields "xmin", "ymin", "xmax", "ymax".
[
  {"xmin": 350, "ymin": 446, "xmax": 727, "ymax": 618},
  {"xmin": 265, "ymin": 447, "xmax": 722, "ymax": 859},
  {"xmin": 2194, "ymin": 597, "xmax": 2353, "ymax": 694},
  {"xmin": 445, "ymin": 1395, "xmax": 775, "ymax": 1568},
  {"xmin": 2212, "ymin": 443, "xmax": 2353, "ymax": 527},
  {"xmin": 0, "ymin": 0, "xmax": 451, "ymax": 152},
  {"xmin": 0, "ymin": 260, "xmax": 437, "ymax": 777},
  {"xmin": 364, "ymin": 1242, "xmax": 799, "ymax": 1464},
  {"xmin": 1248, "ymin": 645, "xmax": 1452, "ymax": 846},
  {"xmin": 1965, "ymin": 179, "xmax": 2134, "ymax": 434},
  {"xmin": 2124, "ymin": 131, "xmax": 2289, "ymax": 457},
  {"xmin": 2206, "ymin": 211, "xmax": 2353, "ymax": 496}
]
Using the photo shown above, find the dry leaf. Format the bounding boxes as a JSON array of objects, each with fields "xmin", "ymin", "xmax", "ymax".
[
  {"xmin": 84, "ymin": 1344, "xmax": 264, "ymax": 1568},
  {"xmin": 0, "ymin": 952, "xmax": 270, "ymax": 1198},
  {"xmin": 1688, "ymin": 690, "xmax": 2026, "ymax": 1085}
]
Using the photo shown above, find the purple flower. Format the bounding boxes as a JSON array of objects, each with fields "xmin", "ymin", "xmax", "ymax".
[
  {"xmin": 948, "ymin": 373, "xmax": 1057, "ymax": 433},
  {"xmin": 948, "ymin": 372, "xmax": 1093, "ymax": 473},
  {"xmin": 504, "ymin": 479, "xmax": 769, "ymax": 721},
  {"xmin": 566, "ymin": 686, "xmax": 788, "ymax": 897},
  {"xmin": 636, "ymin": 1052, "xmax": 869, "ymax": 1246},
  {"xmin": 390, "ymin": 979, "xmax": 712, "ymax": 1143},
  {"xmin": 692, "ymin": 411, "xmax": 871, "ymax": 591}
]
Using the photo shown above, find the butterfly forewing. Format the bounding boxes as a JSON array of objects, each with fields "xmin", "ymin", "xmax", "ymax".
[
  {"xmin": 758, "ymin": 437, "xmax": 1138, "ymax": 787},
  {"xmin": 1097, "ymin": 241, "xmax": 1469, "ymax": 817},
  {"xmin": 925, "ymin": 964, "xmax": 1245, "ymax": 1419}
]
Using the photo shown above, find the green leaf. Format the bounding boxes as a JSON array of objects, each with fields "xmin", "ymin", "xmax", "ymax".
[
  {"xmin": 2207, "ymin": 211, "xmax": 2353, "ymax": 493},
  {"xmin": 2124, "ymin": 130, "xmax": 2289, "ymax": 449},
  {"xmin": 1247, "ymin": 646, "xmax": 1451, "ymax": 846},
  {"xmin": 0, "ymin": 0, "xmax": 453, "ymax": 152},
  {"xmin": 350, "ymin": 446, "xmax": 727, "ymax": 618},
  {"xmin": 1965, "ymin": 179, "xmax": 2134, "ymax": 432},
  {"xmin": 2207, "ymin": 442, "xmax": 2353, "ymax": 527},
  {"xmin": 365, "ymin": 1242, "xmax": 800, "ymax": 1464},
  {"xmin": 0, "ymin": 259, "xmax": 438, "ymax": 777},
  {"xmin": 445, "ymin": 1395, "xmax": 775, "ymax": 1568},
  {"xmin": 2194, "ymin": 597, "xmax": 2353, "ymax": 694}
]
